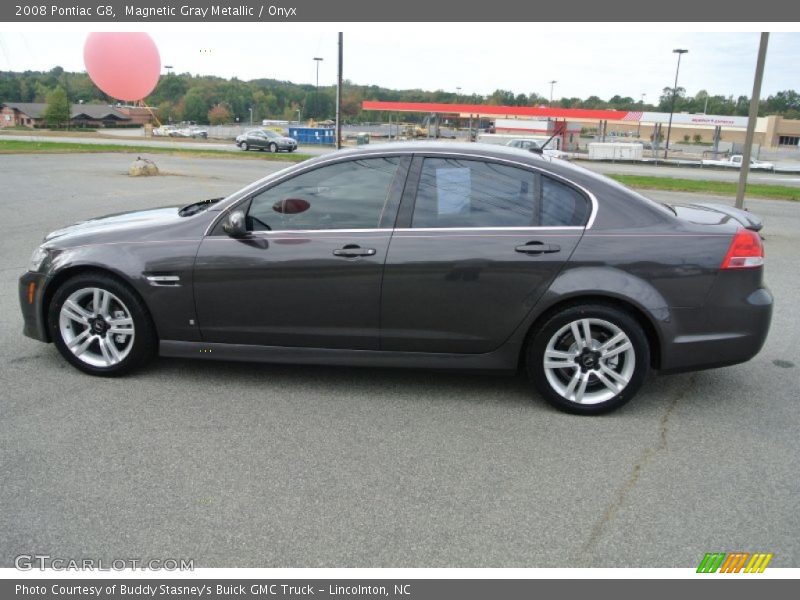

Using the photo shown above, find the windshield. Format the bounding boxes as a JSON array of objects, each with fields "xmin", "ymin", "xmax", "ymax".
[{"xmin": 263, "ymin": 130, "xmax": 280, "ymax": 139}]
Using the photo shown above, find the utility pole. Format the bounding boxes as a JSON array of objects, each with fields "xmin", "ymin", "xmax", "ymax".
[
  {"xmin": 637, "ymin": 93, "xmax": 646, "ymax": 137},
  {"xmin": 313, "ymin": 56, "xmax": 323, "ymax": 119},
  {"xmin": 335, "ymin": 33, "xmax": 343, "ymax": 150},
  {"xmin": 736, "ymin": 33, "xmax": 769, "ymax": 210},
  {"xmin": 548, "ymin": 80, "xmax": 557, "ymax": 107},
  {"xmin": 664, "ymin": 48, "xmax": 688, "ymax": 159}
]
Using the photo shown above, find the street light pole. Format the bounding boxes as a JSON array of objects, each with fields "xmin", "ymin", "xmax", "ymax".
[
  {"xmin": 313, "ymin": 57, "xmax": 323, "ymax": 120},
  {"xmin": 248, "ymin": 106, "xmax": 253, "ymax": 126},
  {"xmin": 548, "ymin": 80, "xmax": 557, "ymax": 106},
  {"xmin": 638, "ymin": 93, "xmax": 646, "ymax": 137},
  {"xmin": 664, "ymin": 48, "xmax": 688, "ymax": 159}
]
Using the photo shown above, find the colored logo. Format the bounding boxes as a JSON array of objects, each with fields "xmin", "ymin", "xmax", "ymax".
[{"xmin": 697, "ymin": 552, "xmax": 773, "ymax": 573}]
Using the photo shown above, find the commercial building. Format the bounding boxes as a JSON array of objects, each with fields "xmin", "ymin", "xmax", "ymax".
[
  {"xmin": 361, "ymin": 101, "xmax": 800, "ymax": 149},
  {"xmin": 0, "ymin": 102, "xmax": 136, "ymax": 128}
]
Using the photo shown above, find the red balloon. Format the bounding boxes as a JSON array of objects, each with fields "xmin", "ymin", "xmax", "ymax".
[{"xmin": 83, "ymin": 33, "xmax": 161, "ymax": 102}]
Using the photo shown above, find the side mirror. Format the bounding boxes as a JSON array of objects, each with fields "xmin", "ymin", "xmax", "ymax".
[{"xmin": 223, "ymin": 209, "xmax": 248, "ymax": 238}]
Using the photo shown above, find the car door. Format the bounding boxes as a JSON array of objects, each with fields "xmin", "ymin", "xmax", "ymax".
[
  {"xmin": 380, "ymin": 154, "xmax": 591, "ymax": 354},
  {"xmin": 248, "ymin": 131, "xmax": 266, "ymax": 149},
  {"xmin": 193, "ymin": 155, "xmax": 410, "ymax": 350}
]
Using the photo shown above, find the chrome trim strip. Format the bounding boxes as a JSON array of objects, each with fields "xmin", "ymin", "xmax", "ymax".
[
  {"xmin": 205, "ymin": 149, "xmax": 599, "ymax": 236},
  {"xmin": 146, "ymin": 275, "xmax": 181, "ymax": 286},
  {"xmin": 205, "ymin": 226, "xmax": 583, "ymax": 238},
  {"xmin": 394, "ymin": 226, "xmax": 584, "ymax": 232}
]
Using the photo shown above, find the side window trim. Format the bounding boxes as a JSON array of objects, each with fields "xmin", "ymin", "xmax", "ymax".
[{"xmin": 397, "ymin": 154, "xmax": 592, "ymax": 231}]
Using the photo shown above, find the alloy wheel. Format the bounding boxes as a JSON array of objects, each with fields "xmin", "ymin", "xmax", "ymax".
[
  {"xmin": 542, "ymin": 317, "xmax": 635, "ymax": 405},
  {"xmin": 58, "ymin": 287, "xmax": 135, "ymax": 368}
]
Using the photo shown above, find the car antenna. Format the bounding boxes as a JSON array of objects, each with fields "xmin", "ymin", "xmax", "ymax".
[{"xmin": 530, "ymin": 121, "xmax": 565, "ymax": 155}]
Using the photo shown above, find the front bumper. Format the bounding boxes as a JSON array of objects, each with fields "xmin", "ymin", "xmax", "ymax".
[{"xmin": 19, "ymin": 271, "xmax": 49, "ymax": 342}]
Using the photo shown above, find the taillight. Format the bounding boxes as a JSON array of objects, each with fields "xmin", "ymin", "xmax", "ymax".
[{"xmin": 720, "ymin": 228, "xmax": 764, "ymax": 269}]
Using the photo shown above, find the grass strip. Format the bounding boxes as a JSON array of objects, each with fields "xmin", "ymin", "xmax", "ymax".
[
  {"xmin": 0, "ymin": 139, "xmax": 311, "ymax": 163},
  {"xmin": 609, "ymin": 174, "xmax": 799, "ymax": 201}
]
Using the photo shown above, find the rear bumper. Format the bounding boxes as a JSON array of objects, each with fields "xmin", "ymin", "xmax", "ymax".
[
  {"xmin": 19, "ymin": 271, "xmax": 49, "ymax": 342},
  {"xmin": 659, "ymin": 276, "xmax": 772, "ymax": 374}
]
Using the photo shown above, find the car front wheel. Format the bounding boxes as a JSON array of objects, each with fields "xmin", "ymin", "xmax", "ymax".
[
  {"xmin": 526, "ymin": 304, "xmax": 649, "ymax": 415},
  {"xmin": 48, "ymin": 273, "xmax": 156, "ymax": 376},
  {"xmin": 268, "ymin": 142, "xmax": 277, "ymax": 153}
]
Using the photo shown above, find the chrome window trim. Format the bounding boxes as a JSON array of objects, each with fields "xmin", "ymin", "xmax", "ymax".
[
  {"xmin": 205, "ymin": 149, "xmax": 599, "ymax": 236},
  {"xmin": 205, "ymin": 225, "xmax": 583, "ymax": 238}
]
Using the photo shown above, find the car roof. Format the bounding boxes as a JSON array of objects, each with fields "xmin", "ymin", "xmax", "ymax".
[{"xmin": 310, "ymin": 141, "xmax": 550, "ymax": 164}]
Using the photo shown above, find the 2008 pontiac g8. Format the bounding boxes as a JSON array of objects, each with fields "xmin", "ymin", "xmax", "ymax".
[{"xmin": 19, "ymin": 143, "xmax": 773, "ymax": 414}]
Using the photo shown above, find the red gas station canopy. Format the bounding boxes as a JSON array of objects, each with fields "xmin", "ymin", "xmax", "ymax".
[{"xmin": 361, "ymin": 100, "xmax": 633, "ymax": 121}]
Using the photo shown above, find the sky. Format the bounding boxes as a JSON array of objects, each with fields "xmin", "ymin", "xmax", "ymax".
[{"xmin": 0, "ymin": 29, "xmax": 798, "ymax": 102}]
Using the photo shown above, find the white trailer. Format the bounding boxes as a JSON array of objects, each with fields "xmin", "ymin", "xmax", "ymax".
[{"xmin": 588, "ymin": 143, "xmax": 643, "ymax": 161}]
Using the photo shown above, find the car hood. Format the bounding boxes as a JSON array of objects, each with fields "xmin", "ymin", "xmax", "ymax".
[{"xmin": 44, "ymin": 206, "xmax": 184, "ymax": 244}]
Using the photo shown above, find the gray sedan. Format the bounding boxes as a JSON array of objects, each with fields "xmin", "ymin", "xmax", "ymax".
[
  {"xmin": 19, "ymin": 142, "xmax": 772, "ymax": 414},
  {"xmin": 236, "ymin": 129, "xmax": 297, "ymax": 152}
]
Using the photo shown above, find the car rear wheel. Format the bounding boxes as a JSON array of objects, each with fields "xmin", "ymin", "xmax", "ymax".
[
  {"xmin": 526, "ymin": 304, "xmax": 649, "ymax": 414},
  {"xmin": 269, "ymin": 142, "xmax": 277, "ymax": 153},
  {"xmin": 48, "ymin": 273, "xmax": 157, "ymax": 376},
  {"xmin": 240, "ymin": 142, "xmax": 249, "ymax": 151}
]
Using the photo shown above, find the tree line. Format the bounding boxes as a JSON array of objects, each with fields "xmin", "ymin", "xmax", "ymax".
[{"xmin": 1, "ymin": 67, "xmax": 799, "ymax": 125}]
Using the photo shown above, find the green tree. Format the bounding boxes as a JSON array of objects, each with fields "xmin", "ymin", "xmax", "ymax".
[
  {"xmin": 43, "ymin": 86, "xmax": 70, "ymax": 128},
  {"xmin": 182, "ymin": 88, "xmax": 210, "ymax": 123}
]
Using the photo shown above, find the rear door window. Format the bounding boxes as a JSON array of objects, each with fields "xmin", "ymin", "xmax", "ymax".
[{"xmin": 411, "ymin": 157, "xmax": 590, "ymax": 228}]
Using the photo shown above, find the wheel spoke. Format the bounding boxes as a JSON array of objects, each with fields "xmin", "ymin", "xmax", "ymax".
[
  {"xmin": 62, "ymin": 300, "xmax": 90, "ymax": 324},
  {"xmin": 108, "ymin": 326, "xmax": 133, "ymax": 336},
  {"xmin": 595, "ymin": 368, "xmax": 622, "ymax": 393},
  {"xmin": 599, "ymin": 363, "xmax": 629, "ymax": 386},
  {"xmin": 580, "ymin": 319, "xmax": 592, "ymax": 348},
  {"xmin": 98, "ymin": 338, "xmax": 118, "ymax": 365},
  {"xmin": 102, "ymin": 337, "xmax": 122, "ymax": 364},
  {"xmin": 544, "ymin": 349, "xmax": 577, "ymax": 370},
  {"xmin": 603, "ymin": 340, "xmax": 632, "ymax": 359},
  {"xmin": 92, "ymin": 288, "xmax": 101, "ymax": 316},
  {"xmin": 98, "ymin": 290, "xmax": 111, "ymax": 318},
  {"xmin": 570, "ymin": 321, "xmax": 586, "ymax": 348},
  {"xmin": 573, "ymin": 372, "xmax": 590, "ymax": 403},
  {"xmin": 599, "ymin": 332, "xmax": 626, "ymax": 353},
  {"xmin": 564, "ymin": 369, "xmax": 582, "ymax": 398},
  {"xmin": 67, "ymin": 328, "xmax": 91, "ymax": 349},
  {"xmin": 72, "ymin": 334, "xmax": 95, "ymax": 357}
]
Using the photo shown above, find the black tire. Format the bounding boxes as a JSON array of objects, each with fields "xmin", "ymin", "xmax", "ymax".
[
  {"xmin": 526, "ymin": 304, "xmax": 650, "ymax": 415},
  {"xmin": 47, "ymin": 272, "xmax": 157, "ymax": 376},
  {"xmin": 268, "ymin": 142, "xmax": 277, "ymax": 153},
  {"xmin": 241, "ymin": 142, "xmax": 249, "ymax": 151}
]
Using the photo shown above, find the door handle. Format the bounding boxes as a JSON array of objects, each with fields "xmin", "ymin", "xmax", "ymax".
[
  {"xmin": 515, "ymin": 241, "xmax": 561, "ymax": 255},
  {"xmin": 333, "ymin": 244, "xmax": 377, "ymax": 258}
]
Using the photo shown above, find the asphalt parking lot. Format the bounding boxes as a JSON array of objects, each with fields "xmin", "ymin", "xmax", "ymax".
[{"xmin": 1, "ymin": 153, "xmax": 798, "ymax": 568}]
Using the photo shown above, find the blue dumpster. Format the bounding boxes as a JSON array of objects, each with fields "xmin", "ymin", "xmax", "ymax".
[{"xmin": 288, "ymin": 127, "xmax": 336, "ymax": 145}]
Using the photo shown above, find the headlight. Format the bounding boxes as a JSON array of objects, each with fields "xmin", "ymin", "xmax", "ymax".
[{"xmin": 28, "ymin": 246, "xmax": 49, "ymax": 272}]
